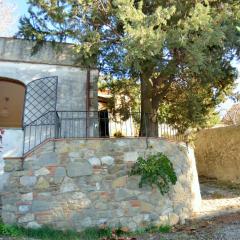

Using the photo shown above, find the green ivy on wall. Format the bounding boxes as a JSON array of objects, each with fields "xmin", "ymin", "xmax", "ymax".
[{"xmin": 130, "ymin": 153, "xmax": 177, "ymax": 195}]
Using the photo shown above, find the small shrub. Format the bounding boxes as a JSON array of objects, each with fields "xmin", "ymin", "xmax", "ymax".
[
  {"xmin": 114, "ymin": 131, "xmax": 124, "ymax": 138},
  {"xmin": 159, "ymin": 225, "xmax": 171, "ymax": 233},
  {"xmin": 130, "ymin": 153, "xmax": 177, "ymax": 195},
  {"xmin": 0, "ymin": 220, "xmax": 22, "ymax": 237}
]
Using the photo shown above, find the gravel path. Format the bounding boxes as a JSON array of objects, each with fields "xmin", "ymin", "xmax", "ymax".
[
  {"xmin": 138, "ymin": 212, "xmax": 240, "ymax": 240},
  {"xmin": 195, "ymin": 178, "xmax": 240, "ymax": 219}
]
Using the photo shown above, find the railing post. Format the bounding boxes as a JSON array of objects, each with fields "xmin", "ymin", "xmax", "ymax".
[
  {"xmin": 54, "ymin": 111, "xmax": 60, "ymax": 152},
  {"xmin": 86, "ymin": 111, "xmax": 88, "ymax": 138},
  {"xmin": 22, "ymin": 126, "xmax": 26, "ymax": 156},
  {"xmin": 54, "ymin": 111, "xmax": 60, "ymax": 139}
]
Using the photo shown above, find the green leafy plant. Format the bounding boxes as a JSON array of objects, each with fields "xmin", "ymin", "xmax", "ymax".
[
  {"xmin": 130, "ymin": 153, "xmax": 177, "ymax": 195},
  {"xmin": 113, "ymin": 131, "xmax": 124, "ymax": 138}
]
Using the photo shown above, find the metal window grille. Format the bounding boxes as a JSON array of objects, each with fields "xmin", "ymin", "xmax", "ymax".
[{"xmin": 23, "ymin": 76, "xmax": 58, "ymax": 126}]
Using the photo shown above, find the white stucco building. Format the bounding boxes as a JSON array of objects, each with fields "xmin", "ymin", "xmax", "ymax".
[{"xmin": 0, "ymin": 37, "xmax": 98, "ymax": 171}]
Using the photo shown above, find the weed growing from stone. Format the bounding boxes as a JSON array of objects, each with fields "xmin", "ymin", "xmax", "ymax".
[{"xmin": 130, "ymin": 153, "xmax": 177, "ymax": 195}]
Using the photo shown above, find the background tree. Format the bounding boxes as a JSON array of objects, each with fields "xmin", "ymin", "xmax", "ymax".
[
  {"xmin": 222, "ymin": 103, "xmax": 240, "ymax": 125},
  {"xmin": 18, "ymin": 0, "xmax": 240, "ymax": 136}
]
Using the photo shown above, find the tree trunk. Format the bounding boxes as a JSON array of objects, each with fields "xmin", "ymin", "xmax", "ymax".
[{"xmin": 139, "ymin": 74, "xmax": 159, "ymax": 137}]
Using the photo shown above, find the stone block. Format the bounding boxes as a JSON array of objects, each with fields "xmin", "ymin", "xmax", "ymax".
[
  {"xmin": 20, "ymin": 176, "xmax": 37, "ymax": 187},
  {"xmin": 81, "ymin": 217, "xmax": 93, "ymax": 227},
  {"xmin": 54, "ymin": 167, "xmax": 66, "ymax": 184},
  {"xmin": 173, "ymin": 183, "xmax": 186, "ymax": 198},
  {"xmin": 0, "ymin": 173, "xmax": 9, "ymax": 192},
  {"xmin": 112, "ymin": 176, "xmax": 128, "ymax": 188},
  {"xmin": 35, "ymin": 177, "xmax": 49, "ymax": 189},
  {"xmin": 116, "ymin": 209, "xmax": 124, "ymax": 217},
  {"xmin": 133, "ymin": 215, "xmax": 143, "ymax": 224},
  {"xmin": 71, "ymin": 212, "xmax": 92, "ymax": 228},
  {"xmin": 2, "ymin": 211, "xmax": 16, "ymax": 224},
  {"xmin": 94, "ymin": 202, "xmax": 109, "ymax": 210},
  {"xmin": 21, "ymin": 193, "xmax": 33, "ymax": 201},
  {"xmin": 115, "ymin": 189, "xmax": 135, "ymax": 201},
  {"xmin": 168, "ymin": 213, "xmax": 179, "ymax": 225},
  {"xmin": 124, "ymin": 152, "xmax": 138, "ymax": 162},
  {"xmin": 96, "ymin": 182, "xmax": 101, "ymax": 190},
  {"xmin": 161, "ymin": 207, "xmax": 173, "ymax": 216},
  {"xmin": 4, "ymin": 159, "xmax": 22, "ymax": 172},
  {"xmin": 130, "ymin": 200, "xmax": 141, "ymax": 208},
  {"xmin": 26, "ymin": 221, "xmax": 41, "ymax": 229},
  {"xmin": 128, "ymin": 221, "xmax": 137, "ymax": 231},
  {"xmin": 69, "ymin": 152, "xmax": 81, "ymax": 159},
  {"xmin": 101, "ymin": 156, "xmax": 114, "ymax": 165},
  {"xmin": 32, "ymin": 201, "xmax": 51, "ymax": 212},
  {"xmin": 60, "ymin": 177, "xmax": 78, "ymax": 193},
  {"xmin": 127, "ymin": 176, "xmax": 140, "ymax": 189},
  {"xmin": 4, "ymin": 163, "xmax": 14, "ymax": 172},
  {"xmin": 2, "ymin": 204, "xmax": 17, "ymax": 212},
  {"xmin": 35, "ymin": 167, "xmax": 50, "ymax": 176},
  {"xmin": 158, "ymin": 215, "xmax": 169, "ymax": 225},
  {"xmin": 88, "ymin": 157, "xmax": 101, "ymax": 166},
  {"xmin": 66, "ymin": 162, "xmax": 92, "ymax": 177},
  {"xmin": 18, "ymin": 213, "xmax": 35, "ymax": 223},
  {"xmin": 38, "ymin": 152, "xmax": 58, "ymax": 166},
  {"xmin": 140, "ymin": 201, "xmax": 154, "ymax": 213},
  {"xmin": 19, "ymin": 205, "xmax": 30, "ymax": 213}
]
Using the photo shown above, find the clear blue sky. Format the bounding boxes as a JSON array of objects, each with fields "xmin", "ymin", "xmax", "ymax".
[
  {"xmin": 7, "ymin": 0, "xmax": 28, "ymax": 36},
  {"xmin": 3, "ymin": 0, "xmax": 240, "ymax": 116}
]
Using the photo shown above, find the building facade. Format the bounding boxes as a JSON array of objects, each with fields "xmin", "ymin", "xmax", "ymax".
[{"xmin": 0, "ymin": 37, "xmax": 98, "ymax": 159}]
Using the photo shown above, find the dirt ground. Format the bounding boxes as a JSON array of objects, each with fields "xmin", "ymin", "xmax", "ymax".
[
  {"xmin": 138, "ymin": 178, "xmax": 240, "ymax": 240},
  {"xmin": 138, "ymin": 212, "xmax": 240, "ymax": 240}
]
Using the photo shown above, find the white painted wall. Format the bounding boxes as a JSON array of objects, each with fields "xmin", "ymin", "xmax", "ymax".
[
  {"xmin": 0, "ymin": 129, "xmax": 23, "ymax": 174},
  {"xmin": 0, "ymin": 61, "xmax": 95, "ymax": 159},
  {"xmin": 0, "ymin": 61, "xmax": 88, "ymax": 111}
]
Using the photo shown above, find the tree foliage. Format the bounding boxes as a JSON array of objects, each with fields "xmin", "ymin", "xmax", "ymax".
[{"xmin": 18, "ymin": 0, "xmax": 240, "ymax": 134}]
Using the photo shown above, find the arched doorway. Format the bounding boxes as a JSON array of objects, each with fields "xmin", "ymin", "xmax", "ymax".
[
  {"xmin": 0, "ymin": 78, "xmax": 26, "ymax": 171},
  {"xmin": 0, "ymin": 76, "xmax": 59, "ymax": 158},
  {"xmin": 0, "ymin": 77, "xmax": 26, "ymax": 128}
]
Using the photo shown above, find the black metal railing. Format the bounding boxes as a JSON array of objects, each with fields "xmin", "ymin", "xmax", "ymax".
[{"xmin": 23, "ymin": 111, "xmax": 185, "ymax": 155}]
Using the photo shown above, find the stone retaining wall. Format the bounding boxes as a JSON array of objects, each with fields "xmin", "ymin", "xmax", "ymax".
[{"xmin": 1, "ymin": 138, "xmax": 201, "ymax": 231}]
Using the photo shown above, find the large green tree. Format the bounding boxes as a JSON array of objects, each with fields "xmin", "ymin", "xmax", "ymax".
[{"xmin": 18, "ymin": 0, "xmax": 240, "ymax": 136}]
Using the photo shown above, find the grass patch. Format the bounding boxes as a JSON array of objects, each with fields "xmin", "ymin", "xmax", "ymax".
[
  {"xmin": 0, "ymin": 219, "xmax": 171, "ymax": 240},
  {"xmin": 135, "ymin": 225, "xmax": 171, "ymax": 235},
  {"xmin": 0, "ymin": 221, "xmax": 112, "ymax": 240}
]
